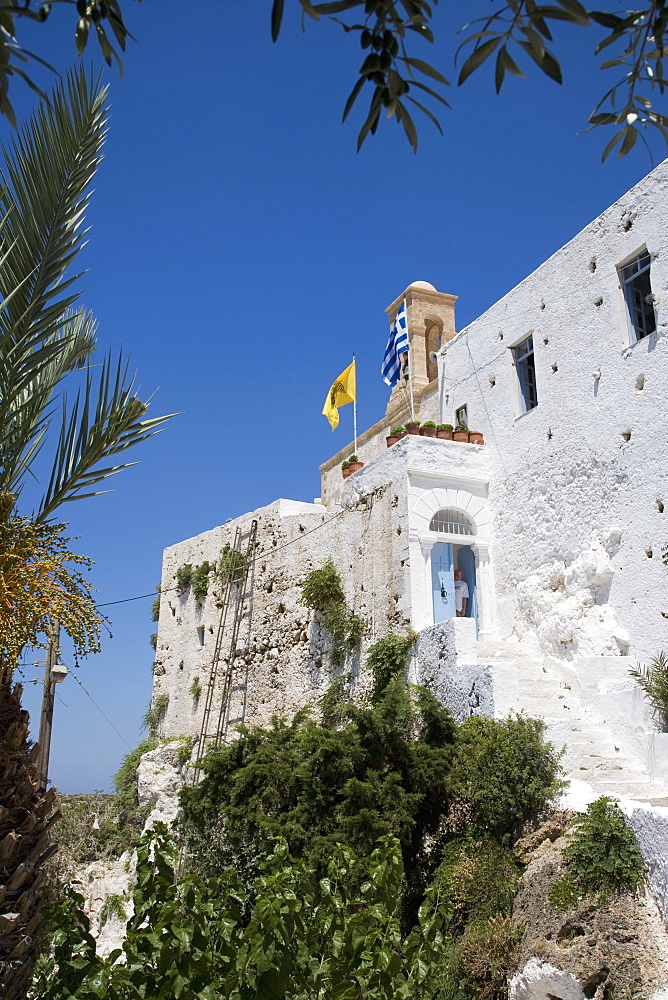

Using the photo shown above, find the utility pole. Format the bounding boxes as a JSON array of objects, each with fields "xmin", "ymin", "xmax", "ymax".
[{"xmin": 35, "ymin": 622, "xmax": 61, "ymax": 791}]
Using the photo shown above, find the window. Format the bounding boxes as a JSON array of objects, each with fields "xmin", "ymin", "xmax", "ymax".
[
  {"xmin": 620, "ymin": 249, "xmax": 656, "ymax": 343},
  {"xmin": 455, "ymin": 404, "xmax": 468, "ymax": 428},
  {"xmin": 430, "ymin": 509, "xmax": 475, "ymax": 535},
  {"xmin": 197, "ymin": 627, "xmax": 205, "ymax": 647},
  {"xmin": 513, "ymin": 335, "xmax": 538, "ymax": 413}
]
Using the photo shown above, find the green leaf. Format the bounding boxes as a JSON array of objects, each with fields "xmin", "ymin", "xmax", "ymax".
[
  {"xmin": 402, "ymin": 57, "xmax": 450, "ymax": 86},
  {"xmin": 271, "ymin": 0, "xmax": 285, "ymax": 41},
  {"xmin": 458, "ymin": 37, "xmax": 501, "ymax": 85}
]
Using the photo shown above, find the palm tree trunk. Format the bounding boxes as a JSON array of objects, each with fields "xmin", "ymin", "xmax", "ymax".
[{"xmin": 0, "ymin": 665, "xmax": 59, "ymax": 999}]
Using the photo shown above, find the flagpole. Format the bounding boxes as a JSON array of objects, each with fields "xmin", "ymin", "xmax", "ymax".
[
  {"xmin": 352, "ymin": 353, "xmax": 357, "ymax": 454},
  {"xmin": 406, "ymin": 345, "xmax": 415, "ymax": 422}
]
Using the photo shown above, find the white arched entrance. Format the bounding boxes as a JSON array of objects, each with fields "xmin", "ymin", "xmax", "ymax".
[{"xmin": 408, "ymin": 473, "xmax": 494, "ymax": 634}]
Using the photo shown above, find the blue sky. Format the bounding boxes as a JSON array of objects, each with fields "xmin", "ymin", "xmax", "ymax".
[{"xmin": 12, "ymin": 1, "xmax": 666, "ymax": 791}]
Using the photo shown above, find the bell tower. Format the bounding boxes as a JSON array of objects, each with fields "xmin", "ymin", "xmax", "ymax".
[{"xmin": 385, "ymin": 281, "xmax": 457, "ymax": 419}]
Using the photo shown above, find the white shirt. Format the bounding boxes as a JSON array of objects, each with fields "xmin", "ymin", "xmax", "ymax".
[{"xmin": 454, "ymin": 578, "xmax": 469, "ymax": 612}]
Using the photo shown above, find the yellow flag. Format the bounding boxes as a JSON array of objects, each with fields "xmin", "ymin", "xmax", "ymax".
[{"xmin": 322, "ymin": 360, "xmax": 356, "ymax": 431}]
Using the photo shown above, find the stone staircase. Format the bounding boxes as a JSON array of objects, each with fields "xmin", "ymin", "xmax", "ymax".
[{"xmin": 474, "ymin": 634, "xmax": 668, "ymax": 806}]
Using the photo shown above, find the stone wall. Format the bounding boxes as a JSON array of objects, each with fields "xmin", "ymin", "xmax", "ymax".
[{"xmin": 153, "ymin": 487, "xmax": 411, "ymax": 742}]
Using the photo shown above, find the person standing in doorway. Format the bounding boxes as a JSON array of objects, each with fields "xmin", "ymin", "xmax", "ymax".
[{"xmin": 454, "ymin": 569, "xmax": 469, "ymax": 617}]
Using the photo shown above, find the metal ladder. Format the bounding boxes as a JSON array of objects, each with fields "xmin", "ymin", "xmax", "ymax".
[{"xmin": 189, "ymin": 519, "xmax": 257, "ymax": 784}]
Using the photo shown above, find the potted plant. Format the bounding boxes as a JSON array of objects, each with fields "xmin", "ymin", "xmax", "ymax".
[
  {"xmin": 341, "ymin": 459, "xmax": 351, "ymax": 479},
  {"xmin": 347, "ymin": 454, "xmax": 364, "ymax": 474},
  {"xmin": 386, "ymin": 431, "xmax": 398, "ymax": 448},
  {"xmin": 469, "ymin": 430, "xmax": 485, "ymax": 445},
  {"xmin": 454, "ymin": 424, "xmax": 469, "ymax": 442},
  {"xmin": 392, "ymin": 425, "xmax": 407, "ymax": 440},
  {"xmin": 405, "ymin": 419, "xmax": 421, "ymax": 435},
  {"xmin": 420, "ymin": 420, "xmax": 437, "ymax": 438},
  {"xmin": 436, "ymin": 423, "xmax": 454, "ymax": 440}
]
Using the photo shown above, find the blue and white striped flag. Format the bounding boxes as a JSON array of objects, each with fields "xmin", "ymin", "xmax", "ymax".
[{"xmin": 381, "ymin": 300, "xmax": 409, "ymax": 386}]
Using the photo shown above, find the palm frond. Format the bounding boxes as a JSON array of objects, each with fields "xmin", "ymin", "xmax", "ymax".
[
  {"xmin": 0, "ymin": 310, "xmax": 97, "ymax": 496},
  {"xmin": 0, "ymin": 65, "xmax": 107, "ymax": 347},
  {"xmin": 38, "ymin": 349, "xmax": 174, "ymax": 522}
]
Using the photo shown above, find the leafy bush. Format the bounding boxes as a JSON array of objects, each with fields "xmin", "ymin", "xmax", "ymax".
[
  {"xmin": 365, "ymin": 630, "xmax": 417, "ymax": 700},
  {"xmin": 114, "ymin": 738, "xmax": 159, "ymax": 812},
  {"xmin": 149, "ymin": 632, "xmax": 157, "ymax": 650},
  {"xmin": 298, "ymin": 558, "xmax": 345, "ymax": 610},
  {"xmin": 437, "ymin": 423, "xmax": 453, "ymax": 431},
  {"xmin": 142, "ymin": 693, "xmax": 169, "ymax": 737},
  {"xmin": 431, "ymin": 836, "xmax": 522, "ymax": 934},
  {"xmin": 218, "ymin": 542, "xmax": 246, "ymax": 588},
  {"xmin": 449, "ymin": 715, "xmax": 563, "ymax": 837},
  {"xmin": 33, "ymin": 826, "xmax": 453, "ymax": 1000},
  {"xmin": 455, "ymin": 424, "xmax": 469, "ymax": 432},
  {"xmin": 391, "ymin": 425, "xmax": 405, "ymax": 434},
  {"xmin": 322, "ymin": 601, "xmax": 365, "ymax": 666},
  {"xmin": 98, "ymin": 893, "xmax": 127, "ymax": 929},
  {"xmin": 192, "ymin": 561, "xmax": 211, "ymax": 601},
  {"xmin": 150, "ymin": 583, "xmax": 161, "ymax": 622},
  {"xmin": 548, "ymin": 797, "xmax": 645, "ymax": 909},
  {"xmin": 180, "ymin": 678, "xmax": 456, "ymax": 913},
  {"xmin": 421, "ymin": 421, "xmax": 436, "ymax": 428},
  {"xmin": 176, "ymin": 563, "xmax": 193, "ymax": 591},
  {"xmin": 458, "ymin": 915, "xmax": 523, "ymax": 1000},
  {"xmin": 189, "ymin": 676, "xmax": 202, "ymax": 702},
  {"xmin": 630, "ymin": 651, "xmax": 668, "ymax": 731},
  {"xmin": 348, "ymin": 454, "xmax": 358, "ymax": 463}
]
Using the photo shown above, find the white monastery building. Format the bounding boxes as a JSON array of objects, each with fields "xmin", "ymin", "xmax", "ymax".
[{"xmin": 152, "ymin": 160, "xmax": 668, "ymax": 914}]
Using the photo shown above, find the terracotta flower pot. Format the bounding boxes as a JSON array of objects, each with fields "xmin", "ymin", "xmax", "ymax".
[
  {"xmin": 436, "ymin": 429, "xmax": 453, "ymax": 440},
  {"xmin": 469, "ymin": 431, "xmax": 484, "ymax": 445},
  {"xmin": 348, "ymin": 461, "xmax": 364, "ymax": 474},
  {"xmin": 420, "ymin": 426, "xmax": 437, "ymax": 438},
  {"xmin": 395, "ymin": 431, "xmax": 408, "ymax": 440},
  {"xmin": 453, "ymin": 430, "xmax": 469, "ymax": 442},
  {"xmin": 342, "ymin": 467, "xmax": 352, "ymax": 479},
  {"xmin": 405, "ymin": 422, "xmax": 420, "ymax": 435},
  {"xmin": 386, "ymin": 435, "xmax": 398, "ymax": 448}
]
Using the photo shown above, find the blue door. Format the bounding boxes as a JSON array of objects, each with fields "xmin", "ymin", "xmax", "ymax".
[
  {"xmin": 431, "ymin": 541, "xmax": 454, "ymax": 624},
  {"xmin": 457, "ymin": 545, "xmax": 478, "ymax": 633}
]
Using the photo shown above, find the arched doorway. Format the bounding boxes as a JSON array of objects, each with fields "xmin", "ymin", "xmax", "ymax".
[{"xmin": 428, "ymin": 508, "xmax": 478, "ymax": 630}]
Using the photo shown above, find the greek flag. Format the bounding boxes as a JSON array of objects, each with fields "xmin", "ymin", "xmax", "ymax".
[{"xmin": 381, "ymin": 300, "xmax": 409, "ymax": 386}]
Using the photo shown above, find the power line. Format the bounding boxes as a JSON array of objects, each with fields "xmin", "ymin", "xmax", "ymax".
[{"xmin": 67, "ymin": 668, "xmax": 133, "ymax": 751}]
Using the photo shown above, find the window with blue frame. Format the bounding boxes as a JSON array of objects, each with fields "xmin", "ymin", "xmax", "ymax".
[
  {"xmin": 514, "ymin": 335, "xmax": 538, "ymax": 413},
  {"xmin": 620, "ymin": 250, "xmax": 656, "ymax": 343}
]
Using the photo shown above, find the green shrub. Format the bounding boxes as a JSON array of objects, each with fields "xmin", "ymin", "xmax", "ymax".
[
  {"xmin": 114, "ymin": 738, "xmax": 159, "ymax": 812},
  {"xmin": 46, "ymin": 792, "xmax": 142, "ymax": 883},
  {"xmin": 99, "ymin": 893, "xmax": 127, "ymax": 929},
  {"xmin": 431, "ymin": 836, "xmax": 522, "ymax": 934},
  {"xmin": 455, "ymin": 424, "xmax": 469, "ymax": 432},
  {"xmin": 548, "ymin": 797, "xmax": 645, "ymax": 908},
  {"xmin": 143, "ymin": 693, "xmax": 169, "ymax": 737},
  {"xmin": 149, "ymin": 632, "xmax": 157, "ymax": 651},
  {"xmin": 437, "ymin": 423, "xmax": 453, "ymax": 430},
  {"xmin": 299, "ymin": 559, "xmax": 345, "ymax": 611},
  {"xmin": 421, "ymin": 420, "xmax": 436, "ymax": 428},
  {"xmin": 176, "ymin": 564, "xmax": 193, "ymax": 591},
  {"xmin": 151, "ymin": 583, "xmax": 161, "ymax": 622},
  {"xmin": 180, "ymin": 678, "xmax": 456, "ymax": 917},
  {"xmin": 449, "ymin": 715, "xmax": 563, "ymax": 837},
  {"xmin": 391, "ymin": 426, "xmax": 405, "ymax": 434},
  {"xmin": 348, "ymin": 454, "xmax": 358, "ymax": 463},
  {"xmin": 192, "ymin": 561, "xmax": 211, "ymax": 601},
  {"xmin": 177, "ymin": 736, "xmax": 194, "ymax": 766},
  {"xmin": 218, "ymin": 542, "xmax": 246, "ymax": 588},
  {"xmin": 322, "ymin": 602, "xmax": 365, "ymax": 666},
  {"xmin": 458, "ymin": 915, "xmax": 523, "ymax": 1000},
  {"xmin": 364, "ymin": 630, "xmax": 417, "ymax": 700},
  {"xmin": 190, "ymin": 676, "xmax": 202, "ymax": 702},
  {"xmin": 630, "ymin": 651, "xmax": 668, "ymax": 731}
]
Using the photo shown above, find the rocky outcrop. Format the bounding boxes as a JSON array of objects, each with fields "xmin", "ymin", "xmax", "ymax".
[
  {"xmin": 511, "ymin": 817, "xmax": 668, "ymax": 998},
  {"xmin": 71, "ymin": 740, "xmax": 187, "ymax": 957}
]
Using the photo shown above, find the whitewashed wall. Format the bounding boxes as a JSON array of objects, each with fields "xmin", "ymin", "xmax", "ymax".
[{"xmin": 437, "ymin": 159, "xmax": 668, "ymax": 663}]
